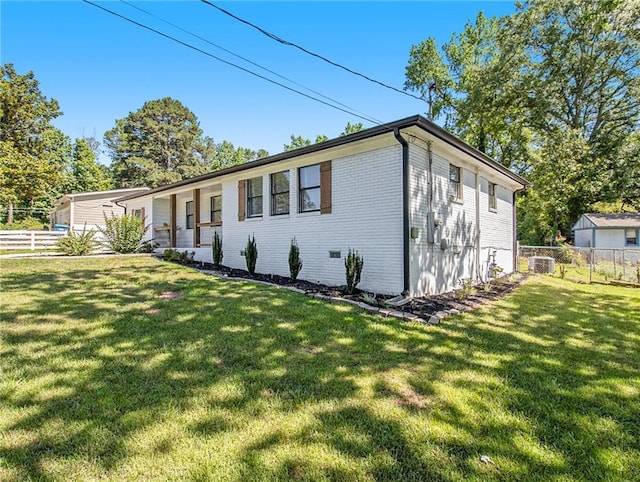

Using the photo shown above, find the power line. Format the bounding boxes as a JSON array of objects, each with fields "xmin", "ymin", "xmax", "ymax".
[
  {"xmin": 82, "ymin": 0, "xmax": 383, "ymax": 126},
  {"xmin": 200, "ymin": 1, "xmax": 426, "ymax": 103},
  {"xmin": 119, "ymin": 0, "xmax": 382, "ymax": 123}
]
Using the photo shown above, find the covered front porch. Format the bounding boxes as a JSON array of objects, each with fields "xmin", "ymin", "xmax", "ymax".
[{"xmin": 150, "ymin": 183, "xmax": 222, "ymax": 250}]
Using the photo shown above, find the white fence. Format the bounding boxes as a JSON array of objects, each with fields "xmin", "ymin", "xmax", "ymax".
[{"xmin": 0, "ymin": 230, "xmax": 67, "ymax": 251}]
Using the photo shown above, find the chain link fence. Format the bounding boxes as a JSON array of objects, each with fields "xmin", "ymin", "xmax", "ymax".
[{"xmin": 518, "ymin": 245, "xmax": 640, "ymax": 284}]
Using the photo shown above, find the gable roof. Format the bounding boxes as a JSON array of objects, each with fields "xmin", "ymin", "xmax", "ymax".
[
  {"xmin": 584, "ymin": 213, "xmax": 640, "ymax": 228},
  {"xmin": 54, "ymin": 187, "xmax": 149, "ymax": 206},
  {"xmin": 117, "ymin": 115, "xmax": 529, "ymax": 202}
]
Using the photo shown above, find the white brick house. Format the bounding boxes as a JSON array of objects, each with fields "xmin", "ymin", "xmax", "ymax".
[{"xmin": 120, "ymin": 116, "xmax": 527, "ymax": 296}]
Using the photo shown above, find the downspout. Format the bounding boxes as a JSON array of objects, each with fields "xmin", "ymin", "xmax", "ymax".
[
  {"xmin": 114, "ymin": 200, "xmax": 127, "ymax": 215},
  {"xmin": 512, "ymin": 187, "xmax": 526, "ymax": 272},
  {"xmin": 393, "ymin": 128, "xmax": 410, "ymax": 296},
  {"xmin": 475, "ymin": 171, "xmax": 482, "ymax": 281}
]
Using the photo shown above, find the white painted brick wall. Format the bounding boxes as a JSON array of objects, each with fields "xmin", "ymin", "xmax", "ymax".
[
  {"xmin": 219, "ymin": 143, "xmax": 405, "ymax": 294},
  {"xmin": 478, "ymin": 179, "xmax": 515, "ymax": 277},
  {"xmin": 408, "ymin": 140, "xmax": 516, "ymax": 295}
]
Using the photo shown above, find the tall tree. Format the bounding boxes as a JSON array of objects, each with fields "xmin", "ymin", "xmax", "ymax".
[
  {"xmin": 405, "ymin": 0, "xmax": 640, "ymax": 242},
  {"xmin": 69, "ymin": 138, "xmax": 113, "ymax": 192},
  {"xmin": 339, "ymin": 122, "xmax": 365, "ymax": 137},
  {"xmin": 0, "ymin": 64, "xmax": 63, "ymax": 222},
  {"xmin": 285, "ymin": 122, "xmax": 366, "ymax": 151},
  {"xmin": 284, "ymin": 134, "xmax": 313, "ymax": 151},
  {"xmin": 104, "ymin": 97, "xmax": 213, "ymax": 188},
  {"xmin": 212, "ymin": 140, "xmax": 268, "ymax": 170}
]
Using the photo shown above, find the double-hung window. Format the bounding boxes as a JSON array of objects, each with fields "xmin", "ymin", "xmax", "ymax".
[
  {"xmin": 449, "ymin": 164, "xmax": 462, "ymax": 201},
  {"xmin": 247, "ymin": 177, "xmax": 263, "ymax": 217},
  {"xmin": 299, "ymin": 164, "xmax": 321, "ymax": 212},
  {"xmin": 271, "ymin": 171, "xmax": 290, "ymax": 215},
  {"xmin": 626, "ymin": 228, "xmax": 638, "ymax": 246},
  {"xmin": 186, "ymin": 201, "xmax": 194, "ymax": 229},
  {"xmin": 488, "ymin": 182, "xmax": 497, "ymax": 211},
  {"xmin": 210, "ymin": 195, "xmax": 222, "ymax": 223}
]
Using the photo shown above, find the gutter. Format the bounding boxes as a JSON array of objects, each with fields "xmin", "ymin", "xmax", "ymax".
[
  {"xmin": 393, "ymin": 128, "xmax": 410, "ymax": 296},
  {"xmin": 512, "ymin": 187, "xmax": 527, "ymax": 272},
  {"xmin": 117, "ymin": 115, "xmax": 528, "ymax": 203}
]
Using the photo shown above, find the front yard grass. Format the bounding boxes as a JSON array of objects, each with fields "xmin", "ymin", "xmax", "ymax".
[{"xmin": 1, "ymin": 256, "xmax": 639, "ymax": 481}]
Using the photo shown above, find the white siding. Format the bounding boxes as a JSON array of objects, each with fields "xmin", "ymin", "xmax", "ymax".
[
  {"xmin": 175, "ymin": 192, "xmax": 193, "ymax": 248},
  {"xmin": 594, "ymin": 229, "xmax": 627, "ymax": 248},
  {"xmin": 71, "ymin": 198, "xmax": 124, "ymax": 231},
  {"xmin": 574, "ymin": 229, "xmax": 593, "ymax": 247},
  {"xmin": 126, "ymin": 198, "xmax": 154, "ymax": 242}
]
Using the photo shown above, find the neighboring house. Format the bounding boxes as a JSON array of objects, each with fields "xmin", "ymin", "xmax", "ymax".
[
  {"xmin": 572, "ymin": 213, "xmax": 640, "ymax": 249},
  {"xmin": 119, "ymin": 115, "xmax": 528, "ymax": 297},
  {"xmin": 51, "ymin": 187, "xmax": 149, "ymax": 231}
]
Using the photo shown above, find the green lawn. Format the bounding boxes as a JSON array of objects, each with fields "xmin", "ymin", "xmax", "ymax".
[{"xmin": 1, "ymin": 257, "xmax": 639, "ymax": 481}]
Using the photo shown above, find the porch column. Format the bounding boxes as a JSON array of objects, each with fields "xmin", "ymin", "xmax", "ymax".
[
  {"xmin": 170, "ymin": 194, "xmax": 177, "ymax": 248},
  {"xmin": 193, "ymin": 188, "xmax": 201, "ymax": 247}
]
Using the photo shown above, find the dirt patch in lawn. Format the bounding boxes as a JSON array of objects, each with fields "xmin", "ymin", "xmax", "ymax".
[{"xmin": 158, "ymin": 290, "xmax": 183, "ymax": 300}]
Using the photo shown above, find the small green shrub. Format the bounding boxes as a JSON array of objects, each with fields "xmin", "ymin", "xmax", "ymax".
[
  {"xmin": 0, "ymin": 216, "xmax": 48, "ymax": 230},
  {"xmin": 100, "ymin": 213, "xmax": 148, "ymax": 253},
  {"xmin": 138, "ymin": 240, "xmax": 155, "ymax": 253},
  {"xmin": 455, "ymin": 278, "xmax": 477, "ymax": 300},
  {"xmin": 212, "ymin": 232, "xmax": 223, "ymax": 269},
  {"xmin": 161, "ymin": 248, "xmax": 194, "ymax": 264},
  {"xmin": 288, "ymin": 237, "xmax": 303, "ymax": 282},
  {"xmin": 345, "ymin": 248, "xmax": 364, "ymax": 294},
  {"xmin": 362, "ymin": 292, "xmax": 378, "ymax": 306},
  {"xmin": 245, "ymin": 235, "xmax": 258, "ymax": 275},
  {"xmin": 56, "ymin": 225, "xmax": 100, "ymax": 256}
]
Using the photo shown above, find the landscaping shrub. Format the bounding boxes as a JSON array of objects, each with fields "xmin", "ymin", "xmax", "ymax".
[
  {"xmin": 0, "ymin": 216, "xmax": 48, "ymax": 230},
  {"xmin": 56, "ymin": 225, "xmax": 100, "ymax": 256},
  {"xmin": 212, "ymin": 232, "xmax": 223, "ymax": 269},
  {"xmin": 345, "ymin": 248, "xmax": 363, "ymax": 294},
  {"xmin": 161, "ymin": 248, "xmax": 194, "ymax": 264},
  {"xmin": 100, "ymin": 213, "xmax": 148, "ymax": 253},
  {"xmin": 288, "ymin": 237, "xmax": 302, "ymax": 282},
  {"xmin": 245, "ymin": 235, "xmax": 258, "ymax": 275}
]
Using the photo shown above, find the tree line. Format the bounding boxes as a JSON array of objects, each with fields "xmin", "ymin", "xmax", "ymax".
[
  {"xmin": 404, "ymin": 0, "xmax": 639, "ymax": 244},
  {"xmin": 2, "ymin": 0, "xmax": 638, "ymax": 242},
  {"xmin": 0, "ymin": 63, "xmax": 363, "ymax": 226}
]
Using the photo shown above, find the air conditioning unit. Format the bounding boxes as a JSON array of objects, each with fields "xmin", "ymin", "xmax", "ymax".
[{"xmin": 528, "ymin": 256, "xmax": 555, "ymax": 274}]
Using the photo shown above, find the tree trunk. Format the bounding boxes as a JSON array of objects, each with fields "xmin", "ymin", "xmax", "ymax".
[{"xmin": 6, "ymin": 200, "xmax": 14, "ymax": 224}]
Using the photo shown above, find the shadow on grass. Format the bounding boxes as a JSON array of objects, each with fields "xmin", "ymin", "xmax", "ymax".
[{"xmin": 1, "ymin": 258, "xmax": 639, "ymax": 480}]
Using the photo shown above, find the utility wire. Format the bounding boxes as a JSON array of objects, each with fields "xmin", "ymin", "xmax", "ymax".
[
  {"xmin": 119, "ymin": 0, "xmax": 382, "ymax": 123},
  {"xmin": 200, "ymin": 0, "xmax": 426, "ymax": 103},
  {"xmin": 82, "ymin": 0, "xmax": 383, "ymax": 125}
]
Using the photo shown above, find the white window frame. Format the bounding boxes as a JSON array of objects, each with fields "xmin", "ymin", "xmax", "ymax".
[
  {"xmin": 449, "ymin": 164, "xmax": 462, "ymax": 201},
  {"xmin": 246, "ymin": 177, "xmax": 263, "ymax": 218},
  {"xmin": 488, "ymin": 182, "xmax": 497, "ymax": 211}
]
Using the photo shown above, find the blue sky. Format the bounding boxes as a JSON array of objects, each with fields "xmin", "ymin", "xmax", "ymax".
[{"xmin": 1, "ymin": 1, "xmax": 515, "ymax": 164}]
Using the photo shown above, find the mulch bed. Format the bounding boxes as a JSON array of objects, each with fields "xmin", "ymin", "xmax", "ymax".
[{"xmin": 168, "ymin": 258, "xmax": 526, "ymax": 323}]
